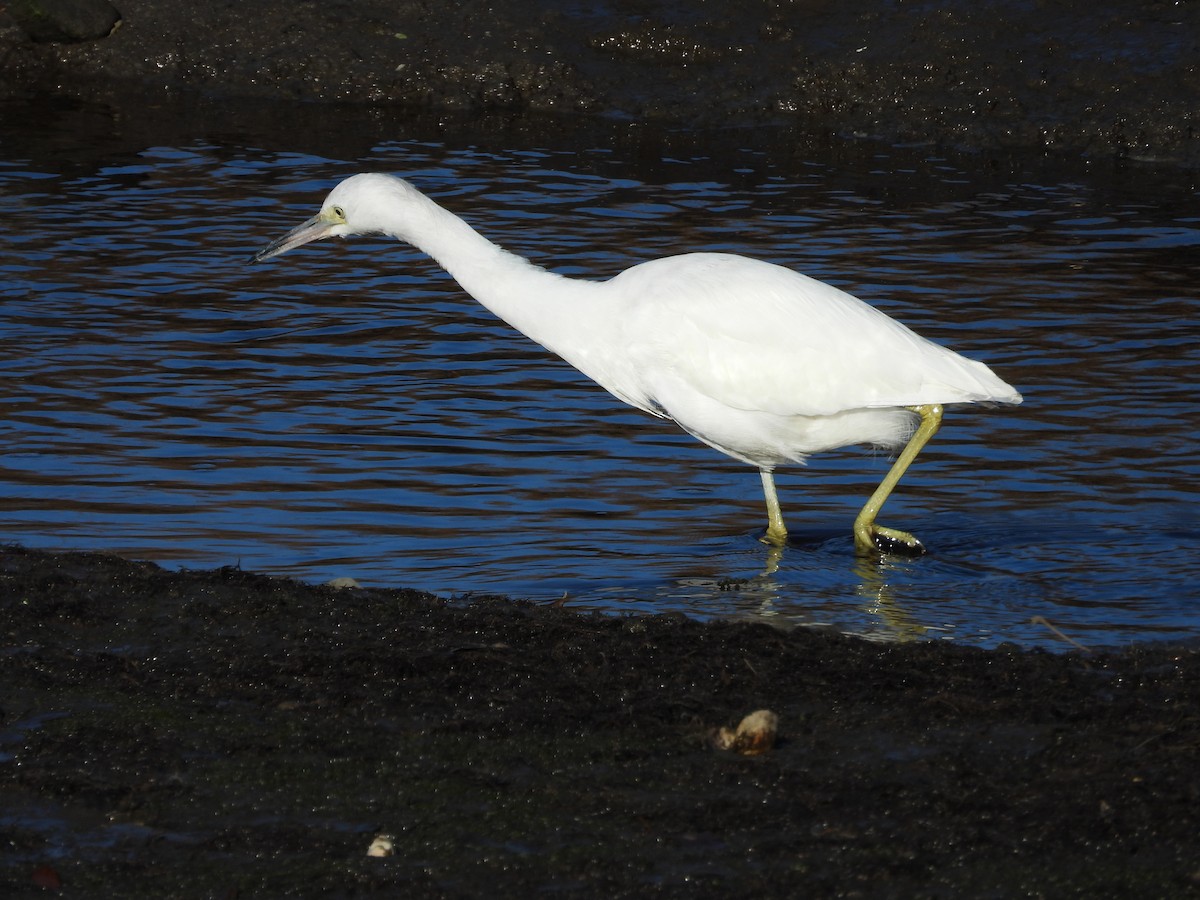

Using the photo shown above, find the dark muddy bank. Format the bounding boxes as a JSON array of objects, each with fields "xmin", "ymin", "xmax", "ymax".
[
  {"xmin": 2, "ymin": 0, "xmax": 1197, "ymax": 163},
  {"xmin": 2, "ymin": 545, "xmax": 1199, "ymax": 896}
]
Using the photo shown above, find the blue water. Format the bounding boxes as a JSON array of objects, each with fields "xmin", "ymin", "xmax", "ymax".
[{"xmin": 1, "ymin": 100, "xmax": 1197, "ymax": 648}]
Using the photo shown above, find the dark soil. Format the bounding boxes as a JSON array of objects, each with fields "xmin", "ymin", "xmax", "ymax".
[
  {"xmin": 2, "ymin": 544, "xmax": 1199, "ymax": 896},
  {"xmin": 1, "ymin": 0, "xmax": 1198, "ymax": 164}
]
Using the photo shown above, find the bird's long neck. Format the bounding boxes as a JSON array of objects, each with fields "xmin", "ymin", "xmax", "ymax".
[{"xmin": 396, "ymin": 195, "xmax": 602, "ymax": 360}]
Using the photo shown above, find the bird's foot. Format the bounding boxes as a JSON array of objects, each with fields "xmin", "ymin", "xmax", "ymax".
[
  {"xmin": 855, "ymin": 524, "xmax": 927, "ymax": 558},
  {"xmin": 760, "ymin": 526, "xmax": 789, "ymax": 547}
]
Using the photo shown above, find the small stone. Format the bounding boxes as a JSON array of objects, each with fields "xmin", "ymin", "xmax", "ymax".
[
  {"xmin": 9, "ymin": 0, "xmax": 122, "ymax": 44},
  {"xmin": 712, "ymin": 709, "xmax": 779, "ymax": 756},
  {"xmin": 366, "ymin": 833, "xmax": 395, "ymax": 857}
]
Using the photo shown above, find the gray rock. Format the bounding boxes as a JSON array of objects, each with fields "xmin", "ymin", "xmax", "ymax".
[{"xmin": 9, "ymin": 0, "xmax": 121, "ymax": 44}]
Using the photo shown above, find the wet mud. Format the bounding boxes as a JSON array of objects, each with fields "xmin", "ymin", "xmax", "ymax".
[
  {"xmin": 1, "ymin": 0, "xmax": 1197, "ymax": 163},
  {"xmin": 2, "ymin": 545, "xmax": 1199, "ymax": 896}
]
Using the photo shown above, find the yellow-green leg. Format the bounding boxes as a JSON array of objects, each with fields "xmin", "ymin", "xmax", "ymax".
[
  {"xmin": 760, "ymin": 468, "xmax": 788, "ymax": 545},
  {"xmin": 853, "ymin": 404, "xmax": 944, "ymax": 555}
]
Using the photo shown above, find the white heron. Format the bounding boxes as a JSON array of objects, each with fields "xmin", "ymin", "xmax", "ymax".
[{"xmin": 254, "ymin": 173, "xmax": 1021, "ymax": 554}]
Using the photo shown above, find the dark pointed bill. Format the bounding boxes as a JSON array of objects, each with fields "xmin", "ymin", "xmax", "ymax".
[{"xmin": 252, "ymin": 213, "xmax": 334, "ymax": 263}]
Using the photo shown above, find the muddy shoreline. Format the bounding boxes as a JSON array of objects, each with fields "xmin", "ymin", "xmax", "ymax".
[
  {"xmin": 2, "ymin": 0, "xmax": 1198, "ymax": 164},
  {"xmin": 3, "ymin": 544, "xmax": 1199, "ymax": 896}
]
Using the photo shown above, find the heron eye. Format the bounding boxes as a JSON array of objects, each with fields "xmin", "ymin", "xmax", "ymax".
[{"xmin": 332, "ymin": 205, "xmax": 346, "ymax": 220}]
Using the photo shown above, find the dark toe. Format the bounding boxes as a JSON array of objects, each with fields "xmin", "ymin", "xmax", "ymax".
[{"xmin": 871, "ymin": 533, "xmax": 927, "ymax": 557}]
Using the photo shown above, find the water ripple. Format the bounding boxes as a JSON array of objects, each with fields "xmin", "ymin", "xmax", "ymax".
[{"xmin": 1, "ymin": 126, "xmax": 1197, "ymax": 649}]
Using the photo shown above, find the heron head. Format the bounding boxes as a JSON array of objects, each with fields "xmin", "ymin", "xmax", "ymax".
[{"xmin": 252, "ymin": 173, "xmax": 419, "ymax": 262}]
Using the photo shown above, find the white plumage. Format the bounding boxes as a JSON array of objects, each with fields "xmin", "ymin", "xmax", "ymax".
[{"xmin": 255, "ymin": 173, "xmax": 1021, "ymax": 553}]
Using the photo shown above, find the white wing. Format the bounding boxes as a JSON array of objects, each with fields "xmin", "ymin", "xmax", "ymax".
[{"xmin": 611, "ymin": 254, "xmax": 1020, "ymax": 418}]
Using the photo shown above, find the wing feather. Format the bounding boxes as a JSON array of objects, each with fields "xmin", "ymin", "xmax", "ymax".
[{"xmin": 612, "ymin": 254, "xmax": 1019, "ymax": 417}]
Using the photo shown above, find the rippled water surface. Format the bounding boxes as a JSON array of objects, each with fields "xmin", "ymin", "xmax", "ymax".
[{"xmin": 2, "ymin": 100, "xmax": 1197, "ymax": 649}]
